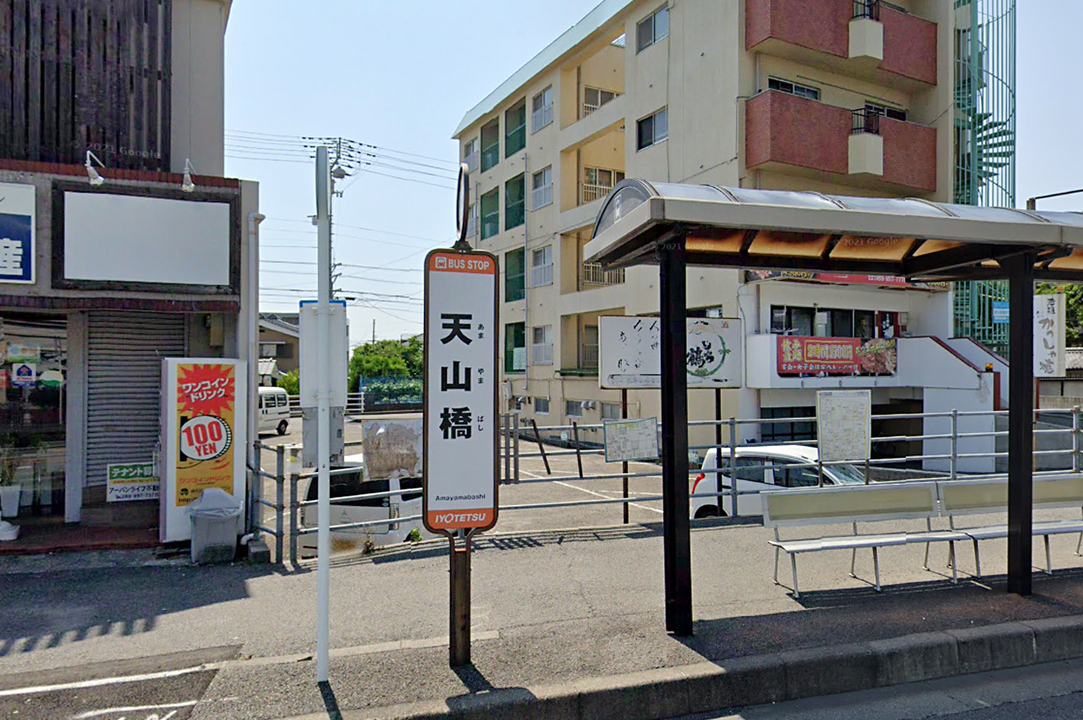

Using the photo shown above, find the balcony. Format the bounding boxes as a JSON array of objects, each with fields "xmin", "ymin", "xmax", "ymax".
[
  {"xmin": 580, "ymin": 262, "xmax": 625, "ymax": 289},
  {"xmin": 580, "ymin": 343, "xmax": 599, "ymax": 369},
  {"xmin": 745, "ymin": 0, "xmax": 937, "ymax": 89},
  {"xmin": 745, "ymin": 90, "xmax": 936, "ymax": 193}
]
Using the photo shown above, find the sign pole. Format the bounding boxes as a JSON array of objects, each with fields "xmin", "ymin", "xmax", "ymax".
[
  {"xmin": 424, "ymin": 167, "xmax": 499, "ymax": 668},
  {"xmin": 315, "ymin": 147, "xmax": 332, "ymax": 681},
  {"xmin": 449, "ymin": 530, "xmax": 472, "ymax": 666}
]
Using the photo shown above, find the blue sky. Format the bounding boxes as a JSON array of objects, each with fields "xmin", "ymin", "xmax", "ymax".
[{"xmin": 224, "ymin": 1, "xmax": 1082, "ymax": 345}]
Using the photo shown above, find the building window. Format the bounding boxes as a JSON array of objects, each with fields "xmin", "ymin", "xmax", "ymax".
[
  {"xmin": 636, "ymin": 4, "xmax": 669, "ymax": 53},
  {"xmin": 580, "ymin": 324, "xmax": 599, "ymax": 368},
  {"xmin": 761, "ymin": 407, "xmax": 817, "ymax": 444},
  {"xmin": 505, "ymin": 322, "xmax": 526, "ymax": 373},
  {"xmin": 532, "ymin": 86, "xmax": 554, "ymax": 132},
  {"xmin": 601, "ymin": 402, "xmax": 622, "ymax": 421},
  {"xmin": 767, "ymin": 77, "xmax": 820, "ymax": 101},
  {"xmin": 770, "ymin": 305, "xmax": 878, "ymax": 339},
  {"xmin": 865, "ymin": 102, "xmax": 907, "ymax": 122},
  {"xmin": 534, "ymin": 397, "xmax": 550, "ymax": 414},
  {"xmin": 480, "ymin": 118, "xmax": 500, "ymax": 172},
  {"xmin": 565, "ymin": 399, "xmax": 584, "ymax": 418},
  {"xmin": 505, "ymin": 248, "xmax": 525, "ymax": 302},
  {"xmin": 531, "ymin": 245, "xmax": 553, "ymax": 287},
  {"xmin": 532, "ymin": 325, "xmax": 553, "ymax": 365},
  {"xmin": 636, "ymin": 107, "xmax": 668, "ymax": 151},
  {"xmin": 480, "ymin": 187, "xmax": 499, "ymax": 240},
  {"xmin": 505, "ymin": 174, "xmax": 525, "ymax": 230},
  {"xmin": 462, "ymin": 137, "xmax": 479, "ymax": 173},
  {"xmin": 583, "ymin": 86, "xmax": 618, "ymax": 116},
  {"xmin": 505, "ymin": 99, "xmax": 527, "ymax": 157},
  {"xmin": 531, "ymin": 166, "xmax": 553, "ymax": 209}
]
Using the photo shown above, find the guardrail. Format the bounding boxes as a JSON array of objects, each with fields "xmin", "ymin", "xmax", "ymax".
[{"xmin": 248, "ymin": 406, "xmax": 1083, "ymax": 565}]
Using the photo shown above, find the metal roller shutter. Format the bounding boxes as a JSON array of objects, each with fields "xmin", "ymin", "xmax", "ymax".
[{"xmin": 86, "ymin": 312, "xmax": 186, "ymax": 487}]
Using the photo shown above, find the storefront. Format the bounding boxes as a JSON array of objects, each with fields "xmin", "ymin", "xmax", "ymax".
[{"xmin": 0, "ymin": 167, "xmax": 258, "ymax": 531}]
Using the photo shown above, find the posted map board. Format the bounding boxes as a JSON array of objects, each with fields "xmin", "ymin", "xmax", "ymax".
[
  {"xmin": 603, "ymin": 417, "xmax": 659, "ymax": 463},
  {"xmin": 599, "ymin": 317, "xmax": 742, "ymax": 389},
  {"xmin": 423, "ymin": 249, "xmax": 499, "ymax": 534},
  {"xmin": 816, "ymin": 390, "xmax": 871, "ymax": 462}
]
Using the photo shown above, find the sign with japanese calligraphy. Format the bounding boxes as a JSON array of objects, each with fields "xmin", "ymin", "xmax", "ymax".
[
  {"xmin": 817, "ymin": 390, "xmax": 871, "ymax": 462},
  {"xmin": 0, "ymin": 183, "xmax": 35, "ymax": 284},
  {"xmin": 107, "ymin": 462, "xmax": 159, "ymax": 502},
  {"xmin": 1034, "ymin": 294, "xmax": 1066, "ymax": 378},
  {"xmin": 160, "ymin": 358, "xmax": 247, "ymax": 542},
  {"xmin": 599, "ymin": 317, "xmax": 742, "ymax": 389},
  {"xmin": 423, "ymin": 249, "xmax": 499, "ymax": 534}
]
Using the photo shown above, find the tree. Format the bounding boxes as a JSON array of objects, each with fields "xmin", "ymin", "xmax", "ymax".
[
  {"xmin": 279, "ymin": 369, "xmax": 299, "ymax": 395},
  {"xmin": 348, "ymin": 336, "xmax": 424, "ymax": 392},
  {"xmin": 1037, "ymin": 283, "xmax": 1083, "ymax": 346}
]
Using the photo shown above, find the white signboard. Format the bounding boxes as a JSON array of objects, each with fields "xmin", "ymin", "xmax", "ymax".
[
  {"xmin": 816, "ymin": 390, "xmax": 871, "ymax": 462},
  {"xmin": 603, "ymin": 417, "xmax": 659, "ymax": 463},
  {"xmin": 0, "ymin": 183, "xmax": 35, "ymax": 284},
  {"xmin": 599, "ymin": 317, "xmax": 742, "ymax": 389},
  {"xmin": 63, "ymin": 191, "xmax": 230, "ymax": 285},
  {"xmin": 299, "ymin": 299, "xmax": 349, "ymax": 407},
  {"xmin": 423, "ymin": 250, "xmax": 498, "ymax": 534},
  {"xmin": 1034, "ymin": 294, "xmax": 1066, "ymax": 378},
  {"xmin": 107, "ymin": 462, "xmax": 159, "ymax": 502}
]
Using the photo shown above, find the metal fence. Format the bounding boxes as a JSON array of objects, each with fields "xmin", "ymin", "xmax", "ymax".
[{"xmin": 248, "ymin": 406, "xmax": 1083, "ymax": 565}]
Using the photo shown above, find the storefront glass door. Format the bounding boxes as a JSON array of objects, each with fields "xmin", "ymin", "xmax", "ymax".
[{"xmin": 0, "ymin": 313, "xmax": 66, "ymax": 518}]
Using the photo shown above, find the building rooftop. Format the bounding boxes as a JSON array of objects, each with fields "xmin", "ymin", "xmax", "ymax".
[{"xmin": 453, "ymin": 0, "xmax": 632, "ymax": 138}]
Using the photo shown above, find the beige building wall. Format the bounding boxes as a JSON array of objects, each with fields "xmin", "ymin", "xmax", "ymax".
[
  {"xmin": 171, "ymin": 0, "xmax": 232, "ymax": 176},
  {"xmin": 454, "ymin": 0, "xmax": 956, "ymax": 439}
]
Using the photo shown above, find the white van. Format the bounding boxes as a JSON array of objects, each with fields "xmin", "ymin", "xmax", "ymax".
[
  {"xmin": 690, "ymin": 445, "xmax": 866, "ymax": 518},
  {"xmin": 258, "ymin": 386, "xmax": 291, "ymax": 436}
]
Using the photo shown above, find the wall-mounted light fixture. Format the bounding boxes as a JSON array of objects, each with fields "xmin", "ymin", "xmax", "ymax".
[
  {"xmin": 85, "ymin": 151, "xmax": 105, "ymax": 186},
  {"xmin": 181, "ymin": 159, "xmax": 196, "ymax": 193}
]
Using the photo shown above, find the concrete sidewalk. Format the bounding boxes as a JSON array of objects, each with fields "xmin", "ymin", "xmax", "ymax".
[{"xmin": 4, "ymin": 518, "xmax": 1083, "ymax": 720}]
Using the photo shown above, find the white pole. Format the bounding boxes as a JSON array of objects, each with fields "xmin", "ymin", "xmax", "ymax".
[{"xmin": 315, "ymin": 146, "xmax": 332, "ymax": 682}]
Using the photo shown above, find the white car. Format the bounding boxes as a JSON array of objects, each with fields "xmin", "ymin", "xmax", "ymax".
[
  {"xmin": 300, "ymin": 453, "xmax": 434, "ymax": 556},
  {"xmin": 257, "ymin": 386, "xmax": 291, "ymax": 436},
  {"xmin": 690, "ymin": 444, "xmax": 865, "ymax": 518}
]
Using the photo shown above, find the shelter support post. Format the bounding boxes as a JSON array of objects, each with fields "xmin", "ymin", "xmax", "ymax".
[
  {"xmin": 659, "ymin": 234, "xmax": 692, "ymax": 636},
  {"xmin": 1003, "ymin": 252, "xmax": 1036, "ymax": 595}
]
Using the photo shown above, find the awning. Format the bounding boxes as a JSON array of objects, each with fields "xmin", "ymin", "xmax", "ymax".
[{"xmin": 586, "ymin": 181, "xmax": 1083, "ymax": 281}]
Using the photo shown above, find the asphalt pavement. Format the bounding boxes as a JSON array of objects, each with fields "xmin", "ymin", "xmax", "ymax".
[{"xmin": 5, "ymin": 430, "xmax": 1083, "ymax": 719}]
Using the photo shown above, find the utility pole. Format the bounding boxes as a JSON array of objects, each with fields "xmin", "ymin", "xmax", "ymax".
[
  {"xmin": 314, "ymin": 147, "xmax": 332, "ymax": 682},
  {"xmin": 372, "ymin": 319, "xmax": 376, "ymax": 344}
]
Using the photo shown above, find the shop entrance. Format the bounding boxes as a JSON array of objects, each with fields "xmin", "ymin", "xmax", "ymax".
[{"xmin": 0, "ymin": 313, "xmax": 66, "ymax": 519}]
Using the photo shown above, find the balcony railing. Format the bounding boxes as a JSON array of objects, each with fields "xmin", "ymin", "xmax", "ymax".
[
  {"xmin": 531, "ymin": 103, "xmax": 553, "ymax": 132},
  {"xmin": 851, "ymin": 108, "xmax": 881, "ymax": 135},
  {"xmin": 531, "ymin": 262, "xmax": 553, "ymax": 287},
  {"xmin": 581, "ymin": 262, "xmax": 625, "ymax": 287},
  {"xmin": 531, "ymin": 343, "xmax": 553, "ymax": 365},
  {"xmin": 531, "ymin": 183, "xmax": 553, "ymax": 210},
  {"xmin": 580, "ymin": 182, "xmax": 614, "ymax": 205},
  {"xmin": 463, "ymin": 151, "xmax": 479, "ymax": 173}
]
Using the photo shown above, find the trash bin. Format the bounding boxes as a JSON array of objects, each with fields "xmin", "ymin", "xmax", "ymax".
[{"xmin": 189, "ymin": 487, "xmax": 242, "ymax": 564}]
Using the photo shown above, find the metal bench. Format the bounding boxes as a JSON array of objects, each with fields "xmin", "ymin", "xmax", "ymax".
[
  {"xmin": 763, "ymin": 482, "xmax": 968, "ymax": 598},
  {"xmin": 938, "ymin": 474, "xmax": 1083, "ymax": 577}
]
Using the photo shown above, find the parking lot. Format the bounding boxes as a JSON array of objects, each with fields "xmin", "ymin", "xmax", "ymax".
[{"xmin": 253, "ymin": 415, "xmax": 674, "ymax": 559}]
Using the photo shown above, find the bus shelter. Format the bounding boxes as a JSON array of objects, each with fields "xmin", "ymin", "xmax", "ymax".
[{"xmin": 585, "ymin": 180, "xmax": 1083, "ymax": 636}]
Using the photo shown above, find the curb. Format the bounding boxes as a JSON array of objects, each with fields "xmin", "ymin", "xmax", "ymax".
[{"xmin": 276, "ymin": 614, "xmax": 1083, "ymax": 720}]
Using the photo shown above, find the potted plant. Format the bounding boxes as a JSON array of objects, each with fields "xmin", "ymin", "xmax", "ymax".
[{"xmin": 0, "ymin": 446, "xmax": 23, "ymax": 519}]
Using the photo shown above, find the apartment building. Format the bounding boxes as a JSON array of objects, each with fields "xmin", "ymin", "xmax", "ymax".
[
  {"xmin": 453, "ymin": 0, "xmax": 1006, "ymax": 464},
  {"xmin": 0, "ymin": 0, "xmax": 259, "ymax": 529}
]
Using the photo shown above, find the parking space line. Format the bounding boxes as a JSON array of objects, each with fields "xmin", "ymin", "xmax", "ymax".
[{"xmin": 553, "ymin": 480, "xmax": 663, "ymax": 514}]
